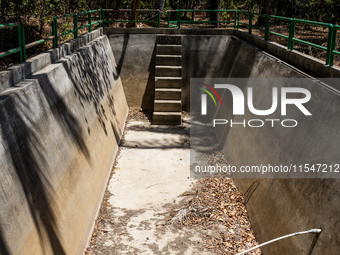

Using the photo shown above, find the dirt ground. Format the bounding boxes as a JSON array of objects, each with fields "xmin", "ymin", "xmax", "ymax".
[{"xmin": 84, "ymin": 110, "xmax": 261, "ymax": 255}]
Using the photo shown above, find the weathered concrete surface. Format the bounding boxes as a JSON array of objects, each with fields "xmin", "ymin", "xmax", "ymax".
[
  {"xmin": 105, "ymin": 29, "xmax": 234, "ymax": 111},
  {"xmin": 91, "ymin": 119, "xmax": 214, "ymax": 254},
  {"xmin": 104, "ymin": 28, "xmax": 340, "ymax": 254},
  {"xmin": 0, "ymin": 34, "xmax": 128, "ymax": 255},
  {"xmin": 235, "ymin": 29, "xmax": 340, "ymax": 80},
  {"xmin": 106, "ymin": 33, "xmax": 236, "ymax": 111},
  {"xmin": 198, "ymin": 40, "xmax": 340, "ymax": 254},
  {"xmin": 104, "ymin": 27, "xmax": 234, "ymax": 35},
  {"xmin": 104, "ymin": 28, "xmax": 340, "ymax": 112},
  {"xmin": 0, "ymin": 28, "xmax": 103, "ymax": 94},
  {"xmin": 108, "ymin": 34, "xmax": 157, "ymax": 111}
]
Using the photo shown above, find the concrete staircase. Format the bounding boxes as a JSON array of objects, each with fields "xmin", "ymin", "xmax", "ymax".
[{"xmin": 152, "ymin": 35, "xmax": 182, "ymax": 125}]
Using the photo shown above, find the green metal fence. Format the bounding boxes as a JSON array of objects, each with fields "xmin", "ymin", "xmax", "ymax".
[
  {"xmin": 236, "ymin": 11, "xmax": 336, "ymax": 66},
  {"xmin": 331, "ymin": 25, "xmax": 340, "ymax": 66},
  {"xmin": 102, "ymin": 9, "xmax": 161, "ymax": 28},
  {"xmin": 0, "ymin": 9, "xmax": 340, "ymax": 67},
  {"xmin": 53, "ymin": 9, "xmax": 101, "ymax": 48},
  {"xmin": 0, "ymin": 22, "xmax": 23, "ymax": 63},
  {"xmin": 166, "ymin": 10, "xmax": 179, "ymax": 28},
  {"xmin": 167, "ymin": 9, "xmax": 237, "ymax": 29}
]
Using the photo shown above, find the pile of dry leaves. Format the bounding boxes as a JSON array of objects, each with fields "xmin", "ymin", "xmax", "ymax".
[
  {"xmin": 167, "ymin": 178, "xmax": 261, "ymax": 255},
  {"xmin": 86, "ymin": 110, "xmax": 261, "ymax": 254},
  {"xmin": 126, "ymin": 108, "xmax": 152, "ymax": 122}
]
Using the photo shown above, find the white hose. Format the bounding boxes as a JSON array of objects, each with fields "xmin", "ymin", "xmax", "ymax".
[{"xmin": 236, "ymin": 228, "xmax": 322, "ymax": 255}]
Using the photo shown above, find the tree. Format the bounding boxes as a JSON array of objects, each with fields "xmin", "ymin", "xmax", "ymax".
[{"xmin": 256, "ymin": 0, "xmax": 272, "ymax": 26}]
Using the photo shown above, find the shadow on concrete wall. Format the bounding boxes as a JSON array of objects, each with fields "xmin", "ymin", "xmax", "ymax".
[
  {"xmin": 60, "ymin": 39, "xmax": 122, "ymax": 142},
  {"xmin": 0, "ymin": 226, "xmax": 9, "ymax": 255},
  {"xmin": 141, "ymin": 41, "xmax": 156, "ymax": 114},
  {"xmin": 0, "ymin": 92, "xmax": 69, "ymax": 255},
  {"xmin": 122, "ymin": 124, "xmax": 189, "ymax": 149},
  {"xmin": 0, "ymin": 38, "xmax": 123, "ymax": 254},
  {"xmin": 116, "ymin": 34, "xmax": 130, "ymax": 75}
]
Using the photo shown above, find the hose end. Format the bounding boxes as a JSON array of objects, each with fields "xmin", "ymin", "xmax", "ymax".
[{"xmin": 308, "ymin": 229, "xmax": 322, "ymax": 234}]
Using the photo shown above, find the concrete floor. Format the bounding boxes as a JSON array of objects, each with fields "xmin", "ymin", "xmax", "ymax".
[{"xmin": 91, "ymin": 117, "xmax": 213, "ymax": 254}]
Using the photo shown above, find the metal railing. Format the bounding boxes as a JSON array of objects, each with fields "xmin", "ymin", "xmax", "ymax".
[
  {"xmin": 0, "ymin": 22, "xmax": 23, "ymax": 63},
  {"xmin": 331, "ymin": 25, "xmax": 340, "ymax": 66},
  {"xmin": 167, "ymin": 10, "xmax": 179, "ymax": 28},
  {"xmin": 167, "ymin": 9, "xmax": 237, "ymax": 29},
  {"xmin": 1, "ymin": 9, "xmax": 340, "ymax": 67},
  {"xmin": 236, "ymin": 11, "xmax": 336, "ymax": 66},
  {"xmin": 102, "ymin": 9, "xmax": 161, "ymax": 28},
  {"xmin": 53, "ymin": 9, "xmax": 101, "ymax": 48}
]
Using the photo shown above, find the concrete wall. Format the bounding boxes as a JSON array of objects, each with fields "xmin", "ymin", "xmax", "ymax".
[
  {"xmin": 184, "ymin": 33, "xmax": 340, "ymax": 254},
  {"xmin": 108, "ymin": 33, "xmax": 157, "ymax": 111},
  {"xmin": 104, "ymin": 28, "xmax": 234, "ymax": 111},
  {"xmin": 194, "ymin": 37, "xmax": 340, "ymax": 254},
  {"xmin": 0, "ymin": 34, "xmax": 128, "ymax": 255},
  {"xmin": 235, "ymin": 29, "xmax": 340, "ymax": 80},
  {"xmin": 104, "ymin": 28, "xmax": 340, "ymax": 254},
  {"xmin": 212, "ymin": 41, "xmax": 340, "ymax": 254},
  {"xmin": 104, "ymin": 28, "xmax": 340, "ymax": 112}
]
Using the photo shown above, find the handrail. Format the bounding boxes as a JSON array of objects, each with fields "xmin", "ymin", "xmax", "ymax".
[
  {"xmin": 1, "ymin": 9, "xmax": 340, "ymax": 67},
  {"xmin": 166, "ymin": 10, "xmax": 180, "ymax": 28},
  {"xmin": 102, "ymin": 9, "xmax": 161, "ymax": 28},
  {"xmin": 236, "ymin": 11, "xmax": 334, "ymax": 65},
  {"xmin": 330, "ymin": 25, "xmax": 340, "ymax": 66},
  {"xmin": 53, "ymin": 9, "xmax": 101, "ymax": 48},
  {"xmin": 0, "ymin": 22, "xmax": 23, "ymax": 63},
  {"xmin": 167, "ymin": 9, "xmax": 237, "ymax": 29}
]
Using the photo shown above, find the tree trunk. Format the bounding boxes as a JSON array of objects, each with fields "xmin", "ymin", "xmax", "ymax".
[
  {"xmin": 169, "ymin": 0, "xmax": 177, "ymax": 20},
  {"xmin": 217, "ymin": 0, "xmax": 222, "ymax": 28},
  {"xmin": 135, "ymin": 0, "xmax": 141, "ymax": 24},
  {"xmin": 129, "ymin": 0, "xmax": 136, "ymax": 27},
  {"xmin": 207, "ymin": 0, "xmax": 221, "ymax": 27},
  {"xmin": 158, "ymin": 0, "xmax": 165, "ymax": 10},
  {"xmin": 276, "ymin": 0, "xmax": 287, "ymax": 16},
  {"xmin": 256, "ymin": 0, "xmax": 272, "ymax": 27}
]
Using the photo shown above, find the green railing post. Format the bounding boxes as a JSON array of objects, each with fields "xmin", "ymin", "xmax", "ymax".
[
  {"xmin": 237, "ymin": 10, "xmax": 240, "ymax": 29},
  {"xmin": 17, "ymin": 23, "xmax": 23, "ymax": 63},
  {"xmin": 88, "ymin": 12, "xmax": 92, "ymax": 32},
  {"xmin": 20, "ymin": 26, "xmax": 26, "ymax": 62},
  {"xmin": 326, "ymin": 24, "xmax": 333, "ymax": 65},
  {"xmin": 330, "ymin": 29, "xmax": 337, "ymax": 66},
  {"xmin": 177, "ymin": 10, "xmax": 180, "ymax": 29},
  {"xmin": 167, "ymin": 11, "xmax": 170, "ymax": 27},
  {"xmin": 74, "ymin": 13, "xmax": 78, "ymax": 38},
  {"xmin": 102, "ymin": 9, "xmax": 105, "ymax": 28},
  {"xmin": 99, "ymin": 10, "xmax": 102, "ymax": 28},
  {"xmin": 158, "ymin": 10, "xmax": 161, "ymax": 28},
  {"xmin": 264, "ymin": 14, "xmax": 269, "ymax": 40},
  {"xmin": 249, "ymin": 12, "xmax": 253, "ymax": 34},
  {"xmin": 53, "ymin": 16, "xmax": 58, "ymax": 48},
  {"xmin": 234, "ymin": 10, "xmax": 237, "ymax": 29},
  {"xmin": 288, "ymin": 18, "xmax": 295, "ymax": 50},
  {"xmin": 52, "ymin": 20, "xmax": 55, "ymax": 48}
]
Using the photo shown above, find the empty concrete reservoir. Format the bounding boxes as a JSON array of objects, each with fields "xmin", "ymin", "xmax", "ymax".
[{"xmin": 1, "ymin": 26, "xmax": 340, "ymax": 254}]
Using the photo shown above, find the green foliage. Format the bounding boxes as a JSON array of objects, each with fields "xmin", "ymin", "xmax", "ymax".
[{"xmin": 1, "ymin": 0, "xmax": 339, "ymax": 25}]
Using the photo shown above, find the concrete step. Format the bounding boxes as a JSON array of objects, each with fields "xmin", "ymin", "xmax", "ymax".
[
  {"xmin": 155, "ymin": 77, "xmax": 182, "ymax": 88},
  {"xmin": 152, "ymin": 112, "xmax": 182, "ymax": 125},
  {"xmin": 157, "ymin": 35, "xmax": 182, "ymax": 45},
  {"xmin": 156, "ymin": 45, "xmax": 182, "ymax": 55},
  {"xmin": 156, "ymin": 55, "xmax": 182, "ymax": 66},
  {"xmin": 155, "ymin": 88, "xmax": 181, "ymax": 100},
  {"xmin": 154, "ymin": 100, "xmax": 181, "ymax": 112},
  {"xmin": 155, "ymin": 66, "xmax": 181, "ymax": 77}
]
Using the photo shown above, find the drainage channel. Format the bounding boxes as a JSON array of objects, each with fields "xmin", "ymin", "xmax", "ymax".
[{"xmin": 85, "ymin": 110, "xmax": 261, "ymax": 255}]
